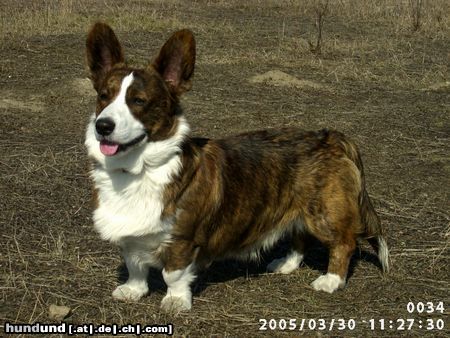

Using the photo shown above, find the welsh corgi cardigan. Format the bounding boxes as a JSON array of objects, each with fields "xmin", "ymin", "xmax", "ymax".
[{"xmin": 85, "ymin": 23, "xmax": 389, "ymax": 313}]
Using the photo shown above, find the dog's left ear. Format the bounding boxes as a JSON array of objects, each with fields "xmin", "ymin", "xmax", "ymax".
[{"xmin": 152, "ymin": 29, "xmax": 196, "ymax": 95}]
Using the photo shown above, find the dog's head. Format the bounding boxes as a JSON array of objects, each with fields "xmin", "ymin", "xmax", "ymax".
[{"xmin": 85, "ymin": 23, "xmax": 195, "ymax": 159}]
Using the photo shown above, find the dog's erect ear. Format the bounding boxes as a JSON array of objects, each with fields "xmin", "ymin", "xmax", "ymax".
[
  {"xmin": 86, "ymin": 22, "xmax": 124, "ymax": 90},
  {"xmin": 152, "ymin": 29, "xmax": 196, "ymax": 95}
]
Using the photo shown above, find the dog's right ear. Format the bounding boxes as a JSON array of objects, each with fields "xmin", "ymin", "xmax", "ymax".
[
  {"xmin": 152, "ymin": 29, "xmax": 196, "ymax": 96},
  {"xmin": 86, "ymin": 22, "xmax": 124, "ymax": 91}
]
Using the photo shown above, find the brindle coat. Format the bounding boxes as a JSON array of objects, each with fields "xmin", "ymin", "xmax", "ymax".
[{"xmin": 86, "ymin": 23, "xmax": 388, "ymax": 310}]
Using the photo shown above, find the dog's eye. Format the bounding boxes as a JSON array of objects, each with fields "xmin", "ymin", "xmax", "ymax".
[
  {"xmin": 133, "ymin": 98, "xmax": 146, "ymax": 106},
  {"xmin": 98, "ymin": 93, "xmax": 108, "ymax": 101}
]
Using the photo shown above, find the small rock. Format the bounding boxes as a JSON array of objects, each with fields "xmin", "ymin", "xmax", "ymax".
[{"xmin": 49, "ymin": 304, "xmax": 71, "ymax": 321}]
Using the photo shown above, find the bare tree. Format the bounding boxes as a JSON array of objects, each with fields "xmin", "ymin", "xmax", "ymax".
[
  {"xmin": 308, "ymin": 0, "xmax": 329, "ymax": 55},
  {"xmin": 410, "ymin": 0, "xmax": 423, "ymax": 31}
]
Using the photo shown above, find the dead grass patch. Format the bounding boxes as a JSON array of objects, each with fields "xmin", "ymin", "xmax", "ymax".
[
  {"xmin": 249, "ymin": 70, "xmax": 325, "ymax": 90},
  {"xmin": 0, "ymin": 98, "xmax": 44, "ymax": 113},
  {"xmin": 71, "ymin": 78, "xmax": 96, "ymax": 97}
]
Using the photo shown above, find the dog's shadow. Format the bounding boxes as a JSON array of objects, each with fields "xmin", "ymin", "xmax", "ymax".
[{"xmin": 116, "ymin": 239, "xmax": 382, "ymax": 295}]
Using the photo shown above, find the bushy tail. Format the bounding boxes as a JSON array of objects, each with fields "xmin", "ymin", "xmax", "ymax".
[
  {"xmin": 369, "ymin": 235, "xmax": 390, "ymax": 274},
  {"xmin": 361, "ymin": 184, "xmax": 390, "ymax": 274},
  {"xmin": 336, "ymin": 134, "xmax": 390, "ymax": 273}
]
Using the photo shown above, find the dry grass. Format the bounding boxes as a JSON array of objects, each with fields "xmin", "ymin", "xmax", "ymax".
[
  {"xmin": 1, "ymin": 0, "xmax": 449, "ymax": 337},
  {"xmin": 0, "ymin": 0, "xmax": 184, "ymax": 38}
]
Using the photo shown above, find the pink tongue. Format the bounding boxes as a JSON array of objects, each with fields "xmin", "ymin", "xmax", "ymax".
[{"xmin": 100, "ymin": 141, "xmax": 120, "ymax": 156}]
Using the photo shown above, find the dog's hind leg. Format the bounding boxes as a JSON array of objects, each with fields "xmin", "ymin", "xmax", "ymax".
[
  {"xmin": 311, "ymin": 238, "xmax": 356, "ymax": 293},
  {"xmin": 267, "ymin": 228, "xmax": 313, "ymax": 274}
]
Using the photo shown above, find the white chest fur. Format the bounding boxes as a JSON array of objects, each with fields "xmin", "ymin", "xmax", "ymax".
[
  {"xmin": 86, "ymin": 115, "xmax": 190, "ymax": 243},
  {"xmin": 91, "ymin": 155, "xmax": 179, "ymax": 243}
]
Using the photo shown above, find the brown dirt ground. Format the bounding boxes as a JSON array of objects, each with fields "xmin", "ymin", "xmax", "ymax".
[{"xmin": 0, "ymin": 1, "xmax": 449, "ymax": 337}]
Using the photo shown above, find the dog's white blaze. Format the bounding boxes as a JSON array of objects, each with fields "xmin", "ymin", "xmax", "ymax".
[
  {"xmin": 95, "ymin": 72, "xmax": 145, "ymax": 146},
  {"xmin": 311, "ymin": 273, "xmax": 345, "ymax": 293},
  {"xmin": 161, "ymin": 264, "xmax": 196, "ymax": 311}
]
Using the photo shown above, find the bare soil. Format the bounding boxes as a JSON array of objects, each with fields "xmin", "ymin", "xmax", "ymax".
[{"xmin": 1, "ymin": 1, "xmax": 449, "ymax": 337}]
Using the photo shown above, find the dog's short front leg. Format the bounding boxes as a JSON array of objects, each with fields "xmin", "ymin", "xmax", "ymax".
[
  {"xmin": 161, "ymin": 263, "xmax": 196, "ymax": 313},
  {"xmin": 112, "ymin": 254, "xmax": 149, "ymax": 302}
]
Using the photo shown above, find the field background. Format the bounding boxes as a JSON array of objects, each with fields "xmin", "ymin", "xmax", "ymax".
[{"xmin": 0, "ymin": 0, "xmax": 449, "ymax": 336}]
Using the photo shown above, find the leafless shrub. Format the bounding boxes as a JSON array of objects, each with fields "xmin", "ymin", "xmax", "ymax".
[
  {"xmin": 410, "ymin": 0, "xmax": 424, "ymax": 31},
  {"xmin": 308, "ymin": 0, "xmax": 329, "ymax": 55}
]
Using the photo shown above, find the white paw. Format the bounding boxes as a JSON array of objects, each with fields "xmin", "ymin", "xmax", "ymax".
[
  {"xmin": 311, "ymin": 273, "xmax": 345, "ymax": 293},
  {"xmin": 160, "ymin": 295, "xmax": 192, "ymax": 313},
  {"xmin": 112, "ymin": 284, "xmax": 148, "ymax": 301},
  {"xmin": 267, "ymin": 252, "xmax": 303, "ymax": 274}
]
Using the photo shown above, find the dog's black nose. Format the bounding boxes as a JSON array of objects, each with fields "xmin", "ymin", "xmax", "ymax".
[{"xmin": 95, "ymin": 118, "xmax": 115, "ymax": 136}]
